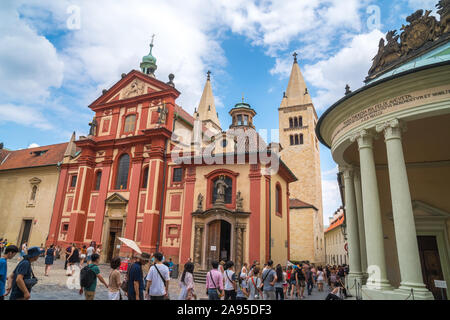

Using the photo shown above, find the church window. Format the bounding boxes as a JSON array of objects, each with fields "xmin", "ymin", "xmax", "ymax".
[
  {"xmin": 294, "ymin": 135, "xmax": 299, "ymax": 145},
  {"xmin": 290, "ymin": 135, "xmax": 294, "ymax": 145},
  {"xmin": 298, "ymin": 116, "xmax": 303, "ymax": 127},
  {"xmin": 212, "ymin": 176, "xmax": 232, "ymax": 204},
  {"xmin": 94, "ymin": 171, "xmax": 102, "ymax": 191},
  {"xmin": 294, "ymin": 117, "xmax": 298, "ymax": 127},
  {"xmin": 289, "ymin": 118, "xmax": 293, "ymax": 128},
  {"xmin": 62, "ymin": 223, "xmax": 69, "ymax": 233},
  {"xmin": 300, "ymin": 134, "xmax": 304, "ymax": 145},
  {"xmin": 70, "ymin": 175, "xmax": 77, "ymax": 188},
  {"xmin": 124, "ymin": 114, "xmax": 136, "ymax": 133},
  {"xmin": 275, "ymin": 184, "xmax": 282, "ymax": 216},
  {"xmin": 244, "ymin": 115, "xmax": 249, "ymax": 125},
  {"xmin": 30, "ymin": 185, "xmax": 37, "ymax": 201},
  {"xmin": 173, "ymin": 168, "xmax": 183, "ymax": 182},
  {"xmin": 115, "ymin": 154, "xmax": 130, "ymax": 190},
  {"xmin": 142, "ymin": 167, "xmax": 149, "ymax": 188}
]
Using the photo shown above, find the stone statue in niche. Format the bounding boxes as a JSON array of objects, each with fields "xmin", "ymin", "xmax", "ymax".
[
  {"xmin": 197, "ymin": 193, "xmax": 204, "ymax": 212},
  {"xmin": 158, "ymin": 103, "xmax": 168, "ymax": 125},
  {"xmin": 214, "ymin": 175, "xmax": 229, "ymax": 206},
  {"xmin": 236, "ymin": 191, "xmax": 243, "ymax": 211},
  {"xmin": 88, "ymin": 118, "xmax": 97, "ymax": 136}
]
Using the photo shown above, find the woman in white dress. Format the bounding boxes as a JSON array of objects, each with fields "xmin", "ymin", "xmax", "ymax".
[{"xmin": 179, "ymin": 262, "xmax": 196, "ymax": 300}]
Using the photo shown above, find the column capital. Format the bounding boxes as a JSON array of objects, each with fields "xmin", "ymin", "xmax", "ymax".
[
  {"xmin": 339, "ymin": 165, "xmax": 354, "ymax": 180},
  {"xmin": 350, "ymin": 129, "xmax": 376, "ymax": 150},
  {"xmin": 375, "ymin": 118, "xmax": 407, "ymax": 141}
]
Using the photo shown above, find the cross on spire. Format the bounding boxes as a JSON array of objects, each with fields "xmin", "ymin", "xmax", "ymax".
[
  {"xmin": 293, "ymin": 52, "xmax": 298, "ymax": 63},
  {"xmin": 207, "ymin": 70, "xmax": 211, "ymax": 80},
  {"xmin": 242, "ymin": 93, "xmax": 245, "ymax": 102},
  {"xmin": 151, "ymin": 34, "xmax": 155, "ymax": 46}
]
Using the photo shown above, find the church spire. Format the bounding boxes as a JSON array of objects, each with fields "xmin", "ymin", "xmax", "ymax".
[
  {"xmin": 195, "ymin": 71, "xmax": 221, "ymax": 130},
  {"xmin": 140, "ymin": 35, "xmax": 157, "ymax": 77},
  {"xmin": 281, "ymin": 52, "xmax": 312, "ymax": 108}
]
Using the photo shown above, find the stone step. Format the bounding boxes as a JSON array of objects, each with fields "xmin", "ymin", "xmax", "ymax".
[{"xmin": 193, "ymin": 270, "xmax": 208, "ymax": 283}]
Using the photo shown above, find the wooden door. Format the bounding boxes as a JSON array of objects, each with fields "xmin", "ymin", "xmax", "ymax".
[
  {"xmin": 19, "ymin": 220, "xmax": 32, "ymax": 247},
  {"xmin": 417, "ymin": 236, "xmax": 447, "ymax": 300},
  {"xmin": 206, "ymin": 221, "xmax": 221, "ymax": 269},
  {"xmin": 107, "ymin": 220, "xmax": 123, "ymax": 262}
]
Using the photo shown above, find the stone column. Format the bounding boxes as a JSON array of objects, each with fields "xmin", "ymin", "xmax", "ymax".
[
  {"xmin": 193, "ymin": 224, "xmax": 204, "ymax": 267},
  {"xmin": 376, "ymin": 119, "xmax": 433, "ymax": 299},
  {"xmin": 353, "ymin": 169, "xmax": 368, "ymax": 276},
  {"xmin": 235, "ymin": 224, "xmax": 244, "ymax": 271},
  {"xmin": 341, "ymin": 166, "xmax": 364, "ymax": 294},
  {"xmin": 350, "ymin": 130, "xmax": 392, "ymax": 291}
]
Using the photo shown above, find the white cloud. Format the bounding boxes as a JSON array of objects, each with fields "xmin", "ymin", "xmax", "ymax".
[
  {"xmin": 407, "ymin": 0, "xmax": 439, "ymax": 10},
  {"xmin": 303, "ymin": 29, "xmax": 384, "ymax": 111},
  {"xmin": 0, "ymin": 2, "xmax": 64, "ymax": 101},
  {"xmin": 0, "ymin": 104, "xmax": 53, "ymax": 130},
  {"xmin": 16, "ymin": 0, "xmax": 228, "ymax": 113},
  {"xmin": 28, "ymin": 143, "xmax": 40, "ymax": 148},
  {"xmin": 322, "ymin": 178, "xmax": 342, "ymax": 225}
]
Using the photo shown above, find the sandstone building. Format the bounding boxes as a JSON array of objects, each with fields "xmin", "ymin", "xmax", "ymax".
[{"xmin": 279, "ymin": 55, "xmax": 325, "ymax": 264}]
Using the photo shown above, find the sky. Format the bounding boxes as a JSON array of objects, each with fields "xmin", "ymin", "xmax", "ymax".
[{"xmin": 0, "ymin": 0, "xmax": 441, "ymax": 225}]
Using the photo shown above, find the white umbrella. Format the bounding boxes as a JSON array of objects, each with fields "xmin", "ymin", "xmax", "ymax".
[{"xmin": 118, "ymin": 237, "xmax": 142, "ymax": 254}]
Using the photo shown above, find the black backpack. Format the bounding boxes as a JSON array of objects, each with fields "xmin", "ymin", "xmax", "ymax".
[{"xmin": 80, "ymin": 265, "xmax": 96, "ymax": 288}]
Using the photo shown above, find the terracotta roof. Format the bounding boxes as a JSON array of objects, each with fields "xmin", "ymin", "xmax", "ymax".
[
  {"xmin": 325, "ymin": 213, "xmax": 345, "ymax": 233},
  {"xmin": 174, "ymin": 104, "xmax": 195, "ymax": 126},
  {"xmin": 0, "ymin": 143, "xmax": 68, "ymax": 171},
  {"xmin": 0, "ymin": 149, "xmax": 11, "ymax": 164},
  {"xmin": 289, "ymin": 198, "xmax": 317, "ymax": 210}
]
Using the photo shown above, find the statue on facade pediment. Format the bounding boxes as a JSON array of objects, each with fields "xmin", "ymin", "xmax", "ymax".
[
  {"xmin": 124, "ymin": 79, "xmax": 145, "ymax": 99},
  {"xmin": 400, "ymin": 9, "xmax": 439, "ymax": 54},
  {"xmin": 437, "ymin": 0, "xmax": 450, "ymax": 33},
  {"xmin": 368, "ymin": 30, "xmax": 401, "ymax": 76},
  {"xmin": 367, "ymin": 1, "xmax": 449, "ymax": 80}
]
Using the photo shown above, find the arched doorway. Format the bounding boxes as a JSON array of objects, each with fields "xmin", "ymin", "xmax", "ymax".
[{"xmin": 206, "ymin": 220, "xmax": 231, "ymax": 268}]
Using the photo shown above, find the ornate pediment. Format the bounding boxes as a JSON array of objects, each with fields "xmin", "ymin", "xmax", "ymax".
[
  {"xmin": 192, "ymin": 207, "xmax": 250, "ymax": 218},
  {"xmin": 105, "ymin": 193, "xmax": 128, "ymax": 205},
  {"xmin": 366, "ymin": 1, "xmax": 450, "ymax": 82}
]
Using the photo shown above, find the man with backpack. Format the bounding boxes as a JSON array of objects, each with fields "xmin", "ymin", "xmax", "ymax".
[
  {"xmin": 261, "ymin": 260, "xmax": 277, "ymax": 300},
  {"xmin": 79, "ymin": 253, "xmax": 108, "ymax": 300},
  {"xmin": 145, "ymin": 252, "xmax": 170, "ymax": 300}
]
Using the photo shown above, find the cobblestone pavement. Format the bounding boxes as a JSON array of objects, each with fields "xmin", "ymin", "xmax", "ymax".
[{"xmin": 6, "ymin": 257, "xmax": 331, "ymax": 300}]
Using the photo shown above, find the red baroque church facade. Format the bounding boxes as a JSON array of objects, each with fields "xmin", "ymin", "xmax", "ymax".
[
  {"xmin": 47, "ymin": 70, "xmax": 181, "ymax": 261},
  {"xmin": 47, "ymin": 51, "xmax": 296, "ymax": 268}
]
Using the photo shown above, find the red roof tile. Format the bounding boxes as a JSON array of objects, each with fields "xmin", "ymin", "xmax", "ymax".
[
  {"xmin": 0, "ymin": 143, "xmax": 68, "ymax": 171},
  {"xmin": 325, "ymin": 213, "xmax": 345, "ymax": 233},
  {"xmin": 289, "ymin": 198, "xmax": 317, "ymax": 210}
]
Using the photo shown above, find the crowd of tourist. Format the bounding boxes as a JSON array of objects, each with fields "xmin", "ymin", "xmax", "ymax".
[
  {"xmin": 1, "ymin": 238, "xmax": 350, "ymax": 300},
  {"xmin": 203, "ymin": 259, "xmax": 350, "ymax": 301}
]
